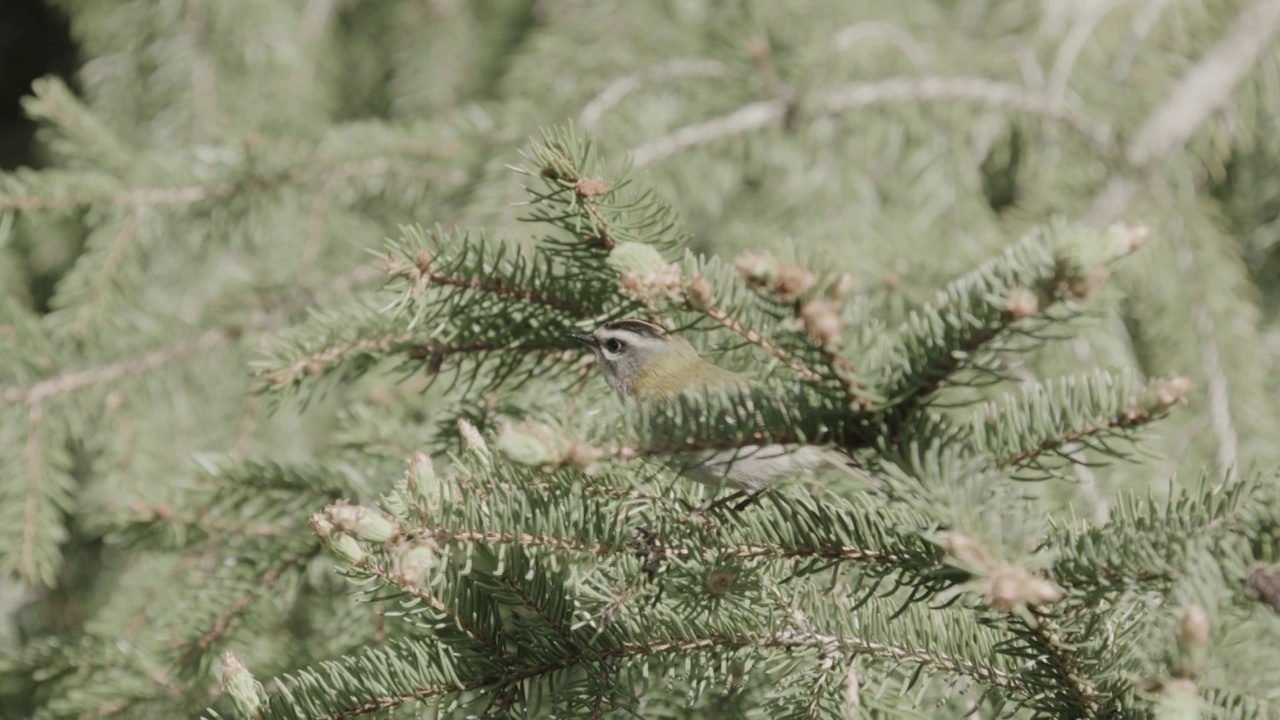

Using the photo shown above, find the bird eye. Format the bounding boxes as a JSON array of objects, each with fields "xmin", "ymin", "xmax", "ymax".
[{"xmin": 603, "ymin": 338, "xmax": 624, "ymax": 353}]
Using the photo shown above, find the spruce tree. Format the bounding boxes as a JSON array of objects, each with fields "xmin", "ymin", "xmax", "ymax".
[{"xmin": 2, "ymin": 2, "xmax": 1280, "ymax": 718}]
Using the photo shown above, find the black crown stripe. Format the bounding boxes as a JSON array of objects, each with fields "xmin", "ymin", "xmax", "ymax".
[{"xmin": 602, "ymin": 319, "xmax": 666, "ymax": 337}]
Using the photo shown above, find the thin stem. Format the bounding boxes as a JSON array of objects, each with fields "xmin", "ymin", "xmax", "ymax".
[{"xmin": 0, "ymin": 328, "xmax": 230, "ymax": 409}]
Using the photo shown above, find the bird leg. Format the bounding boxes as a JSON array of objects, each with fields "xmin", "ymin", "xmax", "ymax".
[
  {"xmin": 731, "ymin": 490, "xmax": 766, "ymax": 511},
  {"xmin": 701, "ymin": 490, "xmax": 747, "ymax": 513}
]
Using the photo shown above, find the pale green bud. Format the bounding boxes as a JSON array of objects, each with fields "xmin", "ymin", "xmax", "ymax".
[
  {"xmin": 325, "ymin": 502, "xmax": 397, "ymax": 543},
  {"xmin": 1152, "ymin": 678, "xmax": 1200, "ymax": 720},
  {"xmin": 606, "ymin": 241, "xmax": 667, "ymax": 276},
  {"xmin": 495, "ymin": 421, "xmax": 562, "ymax": 467},
  {"xmin": 219, "ymin": 651, "xmax": 266, "ymax": 718},
  {"xmin": 310, "ymin": 512, "xmax": 365, "ymax": 564},
  {"xmin": 330, "ymin": 533, "xmax": 365, "ymax": 565},
  {"xmin": 394, "ymin": 541, "xmax": 438, "ymax": 588},
  {"xmin": 1174, "ymin": 604, "xmax": 1210, "ymax": 679}
]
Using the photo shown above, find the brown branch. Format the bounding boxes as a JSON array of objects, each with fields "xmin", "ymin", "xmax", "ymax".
[
  {"xmin": 417, "ymin": 527, "xmax": 906, "ymax": 566},
  {"xmin": 417, "ymin": 265, "xmax": 594, "ymax": 318},
  {"xmin": 70, "ymin": 210, "xmax": 139, "ymax": 337},
  {"xmin": 700, "ymin": 306, "xmax": 822, "ymax": 381},
  {"xmin": 264, "ymin": 332, "xmax": 415, "ymax": 388},
  {"xmin": 1000, "ymin": 404, "xmax": 1168, "ymax": 468},
  {"xmin": 1024, "ymin": 618, "xmax": 1105, "ymax": 718},
  {"xmin": 120, "ymin": 501, "xmax": 292, "ymax": 537},
  {"xmin": 309, "ymin": 629, "xmax": 1030, "ymax": 719},
  {"xmin": 502, "ymin": 574, "xmax": 577, "ymax": 649},
  {"xmin": 263, "ymin": 336, "xmax": 569, "ymax": 389},
  {"xmin": 0, "ymin": 328, "xmax": 230, "ymax": 409},
  {"xmin": 179, "ymin": 553, "xmax": 311, "ymax": 660},
  {"xmin": 366, "ymin": 564, "xmax": 507, "ymax": 659}
]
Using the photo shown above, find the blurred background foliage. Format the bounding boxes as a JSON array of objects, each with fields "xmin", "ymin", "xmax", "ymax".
[{"xmin": 1, "ymin": 0, "xmax": 1280, "ymax": 717}]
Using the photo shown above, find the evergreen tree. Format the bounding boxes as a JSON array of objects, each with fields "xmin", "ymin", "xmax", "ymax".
[{"xmin": 2, "ymin": 1, "xmax": 1279, "ymax": 718}]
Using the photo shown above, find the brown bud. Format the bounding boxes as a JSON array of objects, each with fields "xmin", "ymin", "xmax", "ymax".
[
  {"xmin": 1105, "ymin": 222, "xmax": 1151, "ymax": 257},
  {"xmin": 983, "ymin": 565, "xmax": 1063, "ymax": 613},
  {"xmin": 1178, "ymin": 604, "xmax": 1210, "ymax": 649},
  {"xmin": 704, "ymin": 571, "xmax": 736, "ymax": 597},
  {"xmin": 799, "ymin": 299, "xmax": 843, "ymax": 347},
  {"xmin": 325, "ymin": 502, "xmax": 398, "ymax": 543},
  {"xmin": 415, "ymin": 249, "xmax": 433, "ymax": 271},
  {"xmin": 1005, "ymin": 287, "xmax": 1039, "ymax": 321},
  {"xmin": 393, "ymin": 541, "xmax": 438, "ymax": 588},
  {"xmin": 940, "ymin": 532, "xmax": 991, "ymax": 571},
  {"xmin": 457, "ymin": 418, "xmax": 487, "ymax": 453},
  {"xmin": 1247, "ymin": 564, "xmax": 1280, "ymax": 614},
  {"xmin": 1066, "ymin": 268, "xmax": 1110, "ymax": 300},
  {"xmin": 1151, "ymin": 376, "xmax": 1192, "ymax": 408},
  {"xmin": 775, "ymin": 262, "xmax": 816, "ymax": 301},
  {"xmin": 829, "ymin": 272, "xmax": 857, "ymax": 300},
  {"xmin": 686, "ymin": 274, "xmax": 715, "ymax": 310},
  {"xmin": 575, "ymin": 178, "xmax": 609, "ymax": 197},
  {"xmin": 735, "ymin": 251, "xmax": 778, "ymax": 287}
]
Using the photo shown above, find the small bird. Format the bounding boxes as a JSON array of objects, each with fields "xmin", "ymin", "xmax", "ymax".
[{"xmin": 572, "ymin": 318, "xmax": 850, "ymax": 510}]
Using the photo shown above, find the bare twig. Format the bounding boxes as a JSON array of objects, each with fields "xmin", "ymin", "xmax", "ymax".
[
  {"xmin": 1045, "ymin": 0, "xmax": 1125, "ymax": 116},
  {"xmin": 631, "ymin": 99, "xmax": 789, "ymax": 167},
  {"xmin": 821, "ymin": 77, "xmax": 1112, "ymax": 152},
  {"xmin": 631, "ymin": 75, "xmax": 1115, "ymax": 167},
  {"xmin": 1085, "ymin": 0, "xmax": 1280, "ymax": 225},
  {"xmin": 188, "ymin": 0, "xmax": 219, "ymax": 141},
  {"xmin": 0, "ymin": 328, "xmax": 230, "ymax": 409},
  {"xmin": 829, "ymin": 21, "xmax": 930, "ymax": 70},
  {"xmin": 1113, "ymin": 0, "xmax": 1178, "ymax": 80},
  {"xmin": 579, "ymin": 58, "xmax": 727, "ymax": 131},
  {"xmin": 1168, "ymin": 220, "xmax": 1238, "ymax": 485}
]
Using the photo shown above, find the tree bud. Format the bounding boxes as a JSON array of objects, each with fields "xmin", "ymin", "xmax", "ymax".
[
  {"xmin": 607, "ymin": 241, "xmax": 667, "ymax": 276},
  {"xmin": 325, "ymin": 502, "xmax": 397, "ymax": 543},
  {"xmin": 1173, "ymin": 603, "xmax": 1210, "ymax": 679},
  {"xmin": 220, "ymin": 651, "xmax": 265, "ymax": 718},
  {"xmin": 496, "ymin": 421, "xmax": 563, "ymax": 467},
  {"xmin": 393, "ymin": 541, "xmax": 438, "ymax": 588}
]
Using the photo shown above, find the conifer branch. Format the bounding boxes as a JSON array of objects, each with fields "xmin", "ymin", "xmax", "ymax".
[
  {"xmin": 413, "ymin": 526, "xmax": 909, "ymax": 567},
  {"xmin": 365, "ymin": 565, "xmax": 508, "ymax": 659},
  {"xmin": 392, "ymin": 250, "xmax": 595, "ymax": 318},
  {"xmin": 1021, "ymin": 618, "xmax": 1105, "ymax": 719},
  {"xmin": 0, "ymin": 328, "xmax": 230, "ymax": 408},
  {"xmin": 67, "ymin": 209, "xmax": 140, "ymax": 337},
  {"xmin": 0, "ymin": 156, "xmax": 438, "ymax": 213},
  {"xmin": 283, "ymin": 629, "xmax": 1032, "ymax": 719},
  {"xmin": 179, "ymin": 552, "xmax": 312, "ymax": 665},
  {"xmin": 19, "ymin": 404, "xmax": 45, "ymax": 581},
  {"xmin": 992, "ymin": 374, "xmax": 1191, "ymax": 471},
  {"xmin": 697, "ymin": 302, "xmax": 823, "ymax": 382}
]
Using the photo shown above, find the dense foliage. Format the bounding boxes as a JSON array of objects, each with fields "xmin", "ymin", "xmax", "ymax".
[{"xmin": 2, "ymin": 2, "xmax": 1279, "ymax": 718}]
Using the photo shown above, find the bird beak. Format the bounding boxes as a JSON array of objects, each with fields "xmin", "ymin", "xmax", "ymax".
[{"xmin": 570, "ymin": 333, "xmax": 597, "ymax": 347}]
